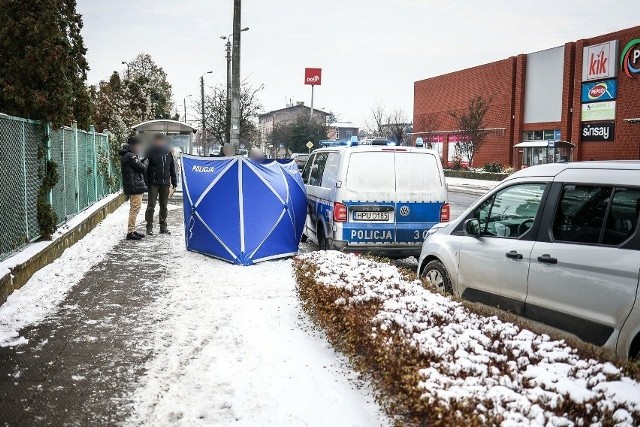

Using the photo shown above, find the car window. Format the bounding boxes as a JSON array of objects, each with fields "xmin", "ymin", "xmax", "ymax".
[
  {"xmin": 345, "ymin": 152, "xmax": 395, "ymax": 192},
  {"xmin": 308, "ymin": 153, "xmax": 328, "ymax": 187},
  {"xmin": 473, "ymin": 183, "xmax": 546, "ymax": 238},
  {"xmin": 321, "ymin": 152, "xmax": 341, "ymax": 188},
  {"xmin": 301, "ymin": 153, "xmax": 315, "ymax": 184},
  {"xmin": 603, "ymin": 188, "xmax": 640, "ymax": 245},
  {"xmin": 395, "ymin": 152, "xmax": 442, "ymax": 192},
  {"xmin": 553, "ymin": 185, "xmax": 611, "ymax": 244}
]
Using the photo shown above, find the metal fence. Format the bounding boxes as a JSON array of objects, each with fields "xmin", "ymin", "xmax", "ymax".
[{"xmin": 0, "ymin": 113, "xmax": 119, "ymax": 260}]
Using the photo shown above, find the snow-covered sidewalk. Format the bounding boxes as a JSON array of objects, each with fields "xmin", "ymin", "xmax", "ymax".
[
  {"xmin": 0, "ymin": 200, "xmax": 387, "ymax": 426},
  {"xmin": 445, "ymin": 176, "xmax": 500, "ymax": 195}
]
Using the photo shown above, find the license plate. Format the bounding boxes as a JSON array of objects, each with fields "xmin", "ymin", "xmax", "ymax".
[{"xmin": 353, "ymin": 211, "xmax": 389, "ymax": 221}]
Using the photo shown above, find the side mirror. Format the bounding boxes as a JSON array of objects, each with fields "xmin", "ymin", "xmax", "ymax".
[{"xmin": 464, "ymin": 218, "xmax": 481, "ymax": 237}]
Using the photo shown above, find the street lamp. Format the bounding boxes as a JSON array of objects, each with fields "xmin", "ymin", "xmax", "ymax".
[
  {"xmin": 121, "ymin": 61, "xmax": 130, "ymax": 79},
  {"xmin": 183, "ymin": 94, "xmax": 192, "ymax": 124},
  {"xmin": 200, "ymin": 70, "xmax": 213, "ymax": 155},
  {"xmin": 221, "ymin": 27, "xmax": 249, "ymax": 145}
]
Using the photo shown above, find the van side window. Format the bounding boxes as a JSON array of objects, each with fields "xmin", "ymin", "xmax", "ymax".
[
  {"xmin": 301, "ymin": 154, "xmax": 315, "ymax": 184},
  {"xmin": 603, "ymin": 188, "xmax": 640, "ymax": 245},
  {"xmin": 553, "ymin": 185, "xmax": 611, "ymax": 244},
  {"xmin": 473, "ymin": 183, "xmax": 546, "ymax": 238},
  {"xmin": 308, "ymin": 153, "xmax": 328, "ymax": 187},
  {"xmin": 321, "ymin": 153, "xmax": 340, "ymax": 188}
]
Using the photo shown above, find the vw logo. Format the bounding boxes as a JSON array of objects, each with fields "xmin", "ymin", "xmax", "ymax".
[{"xmin": 399, "ymin": 205, "xmax": 410, "ymax": 217}]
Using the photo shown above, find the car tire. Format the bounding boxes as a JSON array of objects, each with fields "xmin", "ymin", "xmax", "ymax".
[
  {"xmin": 422, "ymin": 260, "xmax": 452, "ymax": 294},
  {"xmin": 318, "ymin": 226, "xmax": 329, "ymax": 251}
]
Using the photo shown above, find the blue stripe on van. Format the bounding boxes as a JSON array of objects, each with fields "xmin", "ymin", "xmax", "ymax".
[{"xmin": 340, "ymin": 201, "xmax": 444, "ymax": 244}]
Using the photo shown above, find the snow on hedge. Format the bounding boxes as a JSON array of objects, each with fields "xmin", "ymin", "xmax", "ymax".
[{"xmin": 297, "ymin": 251, "xmax": 640, "ymax": 426}]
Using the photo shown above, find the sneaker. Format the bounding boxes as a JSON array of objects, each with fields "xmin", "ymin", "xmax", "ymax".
[
  {"xmin": 126, "ymin": 232, "xmax": 142, "ymax": 241},
  {"xmin": 133, "ymin": 231, "xmax": 145, "ymax": 238},
  {"xmin": 160, "ymin": 229, "xmax": 171, "ymax": 235}
]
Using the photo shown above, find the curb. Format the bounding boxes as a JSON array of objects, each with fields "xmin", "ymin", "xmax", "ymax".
[
  {"xmin": 0, "ymin": 193, "xmax": 127, "ymax": 305},
  {"xmin": 447, "ymin": 185, "xmax": 493, "ymax": 196}
]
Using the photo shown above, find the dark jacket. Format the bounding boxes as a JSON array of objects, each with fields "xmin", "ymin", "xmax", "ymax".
[
  {"xmin": 145, "ymin": 145, "xmax": 177, "ymax": 187},
  {"xmin": 119, "ymin": 144, "xmax": 148, "ymax": 195}
]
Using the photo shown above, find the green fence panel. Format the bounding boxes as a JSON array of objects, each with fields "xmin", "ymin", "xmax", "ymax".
[{"xmin": 0, "ymin": 114, "xmax": 117, "ymax": 260}]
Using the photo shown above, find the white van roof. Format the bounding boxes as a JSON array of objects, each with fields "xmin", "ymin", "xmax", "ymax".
[
  {"xmin": 312, "ymin": 145, "xmax": 440, "ymax": 155},
  {"xmin": 508, "ymin": 161, "xmax": 640, "ymax": 181}
]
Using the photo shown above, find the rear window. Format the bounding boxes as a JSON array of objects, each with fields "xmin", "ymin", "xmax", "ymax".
[
  {"xmin": 345, "ymin": 152, "xmax": 395, "ymax": 192},
  {"xmin": 396, "ymin": 152, "xmax": 442, "ymax": 192}
]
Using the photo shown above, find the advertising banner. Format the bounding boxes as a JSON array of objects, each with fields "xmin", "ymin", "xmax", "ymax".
[
  {"xmin": 581, "ymin": 101, "xmax": 616, "ymax": 121},
  {"xmin": 582, "ymin": 40, "xmax": 619, "ymax": 81},
  {"xmin": 621, "ymin": 38, "xmax": 640, "ymax": 78},
  {"xmin": 304, "ymin": 68, "xmax": 322, "ymax": 85},
  {"xmin": 581, "ymin": 122, "xmax": 615, "ymax": 142},
  {"xmin": 581, "ymin": 79, "xmax": 617, "ymax": 103}
]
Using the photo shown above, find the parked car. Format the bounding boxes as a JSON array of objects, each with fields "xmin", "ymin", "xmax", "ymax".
[
  {"xmin": 291, "ymin": 153, "xmax": 311, "ymax": 171},
  {"xmin": 417, "ymin": 161, "xmax": 640, "ymax": 359},
  {"xmin": 303, "ymin": 145, "xmax": 449, "ymax": 258}
]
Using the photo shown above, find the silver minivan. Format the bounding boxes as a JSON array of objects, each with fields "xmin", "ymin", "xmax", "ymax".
[{"xmin": 417, "ymin": 161, "xmax": 640, "ymax": 360}]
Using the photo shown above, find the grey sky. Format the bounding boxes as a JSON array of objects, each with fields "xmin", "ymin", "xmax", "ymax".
[{"xmin": 78, "ymin": 0, "xmax": 638, "ymax": 127}]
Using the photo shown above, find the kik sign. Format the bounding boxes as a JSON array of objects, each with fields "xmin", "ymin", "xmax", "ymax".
[
  {"xmin": 581, "ymin": 79, "xmax": 617, "ymax": 103},
  {"xmin": 304, "ymin": 68, "xmax": 322, "ymax": 86},
  {"xmin": 581, "ymin": 122, "xmax": 615, "ymax": 142},
  {"xmin": 582, "ymin": 40, "xmax": 618, "ymax": 82},
  {"xmin": 621, "ymin": 38, "xmax": 640, "ymax": 78}
]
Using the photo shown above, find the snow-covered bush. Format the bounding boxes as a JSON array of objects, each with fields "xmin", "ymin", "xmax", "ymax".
[{"xmin": 294, "ymin": 251, "xmax": 640, "ymax": 426}]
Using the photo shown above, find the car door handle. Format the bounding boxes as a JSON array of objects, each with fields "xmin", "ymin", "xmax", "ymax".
[
  {"xmin": 505, "ymin": 250, "xmax": 523, "ymax": 260},
  {"xmin": 537, "ymin": 254, "xmax": 558, "ymax": 264}
]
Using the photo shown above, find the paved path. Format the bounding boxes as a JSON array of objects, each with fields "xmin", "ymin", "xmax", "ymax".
[
  {"xmin": 0, "ymin": 201, "xmax": 385, "ymax": 426},
  {"xmin": 0, "ymin": 204, "xmax": 178, "ymax": 426}
]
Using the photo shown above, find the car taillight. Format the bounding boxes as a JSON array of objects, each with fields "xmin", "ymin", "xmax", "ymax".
[
  {"xmin": 440, "ymin": 203, "xmax": 450, "ymax": 222},
  {"xmin": 333, "ymin": 202, "xmax": 348, "ymax": 222}
]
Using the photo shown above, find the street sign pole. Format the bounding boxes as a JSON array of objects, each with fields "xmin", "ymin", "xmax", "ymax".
[
  {"xmin": 306, "ymin": 141, "xmax": 313, "ymax": 153},
  {"xmin": 310, "ymin": 85, "xmax": 314, "ymax": 118}
]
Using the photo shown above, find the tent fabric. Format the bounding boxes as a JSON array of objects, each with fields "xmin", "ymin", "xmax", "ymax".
[{"xmin": 181, "ymin": 155, "xmax": 307, "ymax": 266}]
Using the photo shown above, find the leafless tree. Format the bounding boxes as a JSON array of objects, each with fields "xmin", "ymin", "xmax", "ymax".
[
  {"xmin": 386, "ymin": 108, "xmax": 410, "ymax": 145},
  {"xmin": 417, "ymin": 113, "xmax": 438, "ymax": 148},
  {"xmin": 450, "ymin": 96, "xmax": 492, "ymax": 167}
]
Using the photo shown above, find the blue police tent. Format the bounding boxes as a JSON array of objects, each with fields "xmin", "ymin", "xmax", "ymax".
[{"xmin": 180, "ymin": 155, "xmax": 307, "ymax": 266}]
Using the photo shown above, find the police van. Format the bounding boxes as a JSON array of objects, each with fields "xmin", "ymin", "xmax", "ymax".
[{"xmin": 302, "ymin": 142, "xmax": 449, "ymax": 257}]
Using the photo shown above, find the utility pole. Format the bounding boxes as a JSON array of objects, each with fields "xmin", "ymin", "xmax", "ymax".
[
  {"xmin": 121, "ymin": 61, "xmax": 130, "ymax": 79},
  {"xmin": 200, "ymin": 71, "xmax": 212, "ymax": 155},
  {"xmin": 230, "ymin": 0, "xmax": 242, "ymax": 148},
  {"xmin": 183, "ymin": 95, "xmax": 192, "ymax": 124},
  {"xmin": 221, "ymin": 27, "xmax": 248, "ymax": 146}
]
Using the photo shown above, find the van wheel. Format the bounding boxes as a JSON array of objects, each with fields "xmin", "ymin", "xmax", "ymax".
[
  {"xmin": 318, "ymin": 227, "xmax": 329, "ymax": 251},
  {"xmin": 422, "ymin": 260, "xmax": 452, "ymax": 294}
]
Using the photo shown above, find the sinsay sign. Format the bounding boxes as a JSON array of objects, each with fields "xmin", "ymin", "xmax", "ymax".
[{"xmin": 582, "ymin": 40, "xmax": 619, "ymax": 81}]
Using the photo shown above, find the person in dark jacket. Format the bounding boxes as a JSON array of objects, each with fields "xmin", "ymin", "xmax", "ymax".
[
  {"xmin": 119, "ymin": 136, "xmax": 148, "ymax": 241},
  {"xmin": 144, "ymin": 134, "xmax": 177, "ymax": 235}
]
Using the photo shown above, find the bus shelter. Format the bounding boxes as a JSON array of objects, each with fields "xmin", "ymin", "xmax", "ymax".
[
  {"xmin": 132, "ymin": 119, "xmax": 197, "ymax": 155},
  {"xmin": 514, "ymin": 140, "xmax": 575, "ymax": 168}
]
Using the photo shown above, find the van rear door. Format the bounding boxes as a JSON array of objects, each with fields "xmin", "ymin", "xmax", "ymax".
[
  {"xmin": 394, "ymin": 150, "xmax": 447, "ymax": 244},
  {"xmin": 341, "ymin": 151, "xmax": 396, "ymax": 245}
]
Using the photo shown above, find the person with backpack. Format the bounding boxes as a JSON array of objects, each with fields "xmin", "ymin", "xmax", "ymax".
[{"xmin": 119, "ymin": 136, "xmax": 148, "ymax": 241}]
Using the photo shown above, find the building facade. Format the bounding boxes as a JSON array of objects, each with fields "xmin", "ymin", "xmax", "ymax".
[
  {"xmin": 413, "ymin": 25, "xmax": 640, "ymax": 168},
  {"xmin": 258, "ymin": 102, "xmax": 330, "ymax": 151},
  {"xmin": 326, "ymin": 122, "xmax": 359, "ymax": 141}
]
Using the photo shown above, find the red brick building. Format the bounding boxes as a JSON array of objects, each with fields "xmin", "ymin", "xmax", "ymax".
[{"xmin": 413, "ymin": 25, "xmax": 640, "ymax": 168}]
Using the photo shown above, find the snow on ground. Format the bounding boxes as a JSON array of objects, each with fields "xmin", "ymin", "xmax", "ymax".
[
  {"xmin": 126, "ymin": 221, "xmax": 388, "ymax": 426},
  {"xmin": 445, "ymin": 176, "xmax": 499, "ymax": 191},
  {"xmin": 0, "ymin": 192, "xmax": 122, "ymax": 277},
  {"xmin": 0, "ymin": 199, "xmax": 128, "ymax": 347},
  {"xmin": 301, "ymin": 251, "xmax": 640, "ymax": 426}
]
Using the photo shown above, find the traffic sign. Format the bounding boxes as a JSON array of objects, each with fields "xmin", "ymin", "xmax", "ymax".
[{"xmin": 306, "ymin": 141, "xmax": 313, "ymax": 149}]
